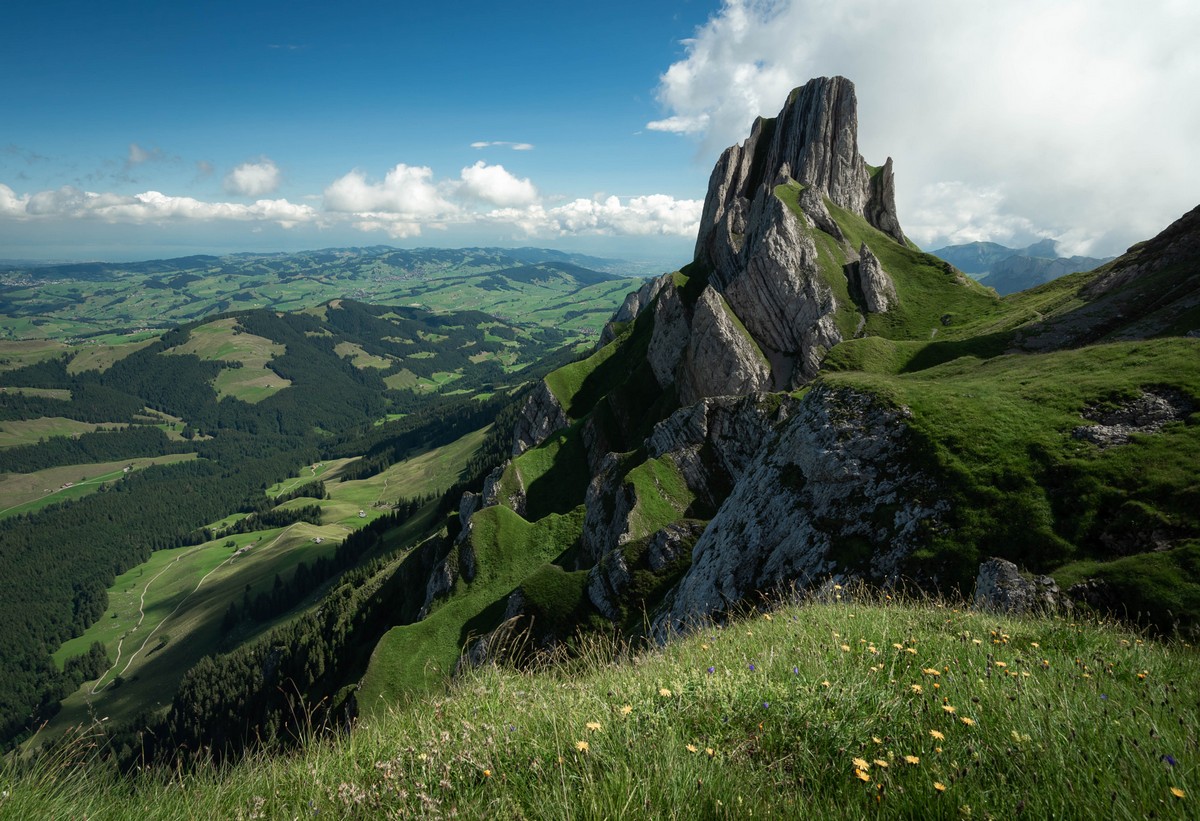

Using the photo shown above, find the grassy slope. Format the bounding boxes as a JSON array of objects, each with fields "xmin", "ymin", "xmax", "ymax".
[
  {"xmin": 823, "ymin": 338, "xmax": 1200, "ymax": 618},
  {"xmin": 358, "ymin": 504, "xmax": 586, "ymax": 710},
  {"xmin": 11, "ymin": 595, "xmax": 1198, "ymax": 819}
]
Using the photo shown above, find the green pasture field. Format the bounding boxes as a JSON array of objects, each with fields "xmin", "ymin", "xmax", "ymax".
[
  {"xmin": 275, "ymin": 426, "xmax": 489, "ymax": 527},
  {"xmin": 0, "ymin": 453, "xmax": 197, "ymax": 520},
  {"xmin": 66, "ymin": 337, "xmax": 157, "ymax": 374},
  {"xmin": 0, "ymin": 417, "xmax": 129, "ymax": 448},
  {"xmin": 164, "ymin": 318, "xmax": 291, "ymax": 403},
  {"xmin": 334, "ymin": 341, "xmax": 394, "ymax": 369},
  {"xmin": 265, "ymin": 456, "xmax": 360, "ymax": 498},
  {"xmin": 0, "ymin": 339, "xmax": 70, "ymax": 370},
  {"xmin": 41, "ymin": 523, "xmax": 344, "ymax": 744}
]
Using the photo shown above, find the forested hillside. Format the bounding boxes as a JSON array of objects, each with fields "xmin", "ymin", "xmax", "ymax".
[{"xmin": 0, "ymin": 295, "xmax": 591, "ymax": 748}]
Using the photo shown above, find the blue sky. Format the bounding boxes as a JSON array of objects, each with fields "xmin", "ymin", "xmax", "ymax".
[{"xmin": 3, "ymin": 1, "xmax": 1198, "ymax": 264}]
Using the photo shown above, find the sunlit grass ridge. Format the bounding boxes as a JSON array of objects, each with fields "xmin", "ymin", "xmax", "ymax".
[{"xmin": 6, "ymin": 588, "xmax": 1197, "ymax": 818}]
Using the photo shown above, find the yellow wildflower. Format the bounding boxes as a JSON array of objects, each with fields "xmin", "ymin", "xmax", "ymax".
[
  {"xmin": 586, "ymin": 721, "xmax": 602, "ymax": 732},
  {"xmin": 922, "ymin": 668, "xmax": 941, "ymax": 677},
  {"xmin": 910, "ymin": 684, "xmax": 923, "ymax": 694},
  {"xmin": 659, "ymin": 688, "xmax": 672, "ymax": 697},
  {"xmin": 620, "ymin": 704, "xmax": 632, "ymax": 715},
  {"xmin": 1170, "ymin": 787, "xmax": 1185, "ymax": 799},
  {"xmin": 575, "ymin": 740, "xmax": 589, "ymax": 752},
  {"xmin": 929, "ymin": 729, "xmax": 945, "ymax": 741},
  {"xmin": 872, "ymin": 736, "xmax": 883, "ymax": 745},
  {"xmin": 906, "ymin": 647, "xmax": 918, "ymax": 654},
  {"xmin": 1030, "ymin": 642, "xmax": 1040, "ymax": 648},
  {"xmin": 841, "ymin": 644, "xmax": 851, "ymax": 652},
  {"xmin": 853, "ymin": 757, "xmax": 870, "ymax": 770},
  {"xmin": 874, "ymin": 759, "xmax": 889, "ymax": 768},
  {"xmin": 686, "ymin": 743, "xmax": 698, "ymax": 753},
  {"xmin": 854, "ymin": 769, "xmax": 871, "ymax": 782},
  {"xmin": 934, "ymin": 781, "xmax": 947, "ymax": 792},
  {"xmin": 893, "ymin": 643, "xmax": 904, "ymax": 650},
  {"xmin": 993, "ymin": 661, "xmax": 1007, "ymax": 668},
  {"xmin": 821, "ymin": 680, "xmax": 831, "ymax": 687},
  {"xmin": 960, "ymin": 717, "xmax": 976, "ymax": 727},
  {"xmin": 706, "ymin": 747, "xmax": 715, "ymax": 757},
  {"xmin": 483, "ymin": 769, "xmax": 491, "ymax": 778},
  {"xmin": 904, "ymin": 755, "xmax": 920, "ymax": 765},
  {"xmin": 763, "ymin": 614, "xmax": 773, "ymax": 621},
  {"xmin": 942, "ymin": 704, "xmax": 956, "ymax": 714}
]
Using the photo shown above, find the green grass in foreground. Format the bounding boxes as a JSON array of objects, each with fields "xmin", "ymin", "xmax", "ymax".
[{"xmin": 7, "ymin": 593, "xmax": 1197, "ymax": 819}]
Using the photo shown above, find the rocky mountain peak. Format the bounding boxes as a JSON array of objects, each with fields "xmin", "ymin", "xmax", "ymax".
[{"xmin": 694, "ymin": 76, "xmax": 903, "ymax": 269}]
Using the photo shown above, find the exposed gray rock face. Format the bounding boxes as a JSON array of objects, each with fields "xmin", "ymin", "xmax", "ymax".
[
  {"xmin": 583, "ymin": 393, "xmax": 795, "ymax": 570},
  {"xmin": 511, "ymin": 381, "xmax": 570, "ymax": 456},
  {"xmin": 1072, "ymin": 388, "xmax": 1195, "ymax": 447},
  {"xmin": 646, "ymin": 279, "xmax": 691, "ymax": 388},
  {"xmin": 418, "ymin": 542, "xmax": 477, "ymax": 619},
  {"xmin": 974, "ymin": 558, "xmax": 1067, "ymax": 614},
  {"xmin": 648, "ymin": 520, "xmax": 708, "ymax": 572},
  {"xmin": 678, "ymin": 287, "xmax": 773, "ymax": 404},
  {"xmin": 580, "ymin": 453, "xmax": 638, "ymax": 566},
  {"xmin": 456, "ymin": 491, "xmax": 480, "ymax": 544},
  {"xmin": 798, "ymin": 185, "xmax": 844, "ymax": 242},
  {"xmin": 587, "ymin": 544, "xmax": 632, "ymax": 621},
  {"xmin": 865, "ymin": 157, "xmax": 905, "ymax": 244},
  {"xmin": 480, "ymin": 462, "xmax": 509, "ymax": 507},
  {"xmin": 653, "ymin": 386, "xmax": 946, "ymax": 637},
  {"xmin": 600, "ymin": 274, "xmax": 669, "ymax": 344},
  {"xmin": 647, "ymin": 393, "xmax": 799, "ymax": 509},
  {"xmin": 587, "ymin": 519, "xmax": 708, "ymax": 621},
  {"xmin": 851, "ymin": 243, "xmax": 897, "ymax": 314}
]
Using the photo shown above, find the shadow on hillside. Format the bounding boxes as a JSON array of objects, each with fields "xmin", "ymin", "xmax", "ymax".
[{"xmin": 900, "ymin": 331, "xmax": 1012, "ymax": 373}]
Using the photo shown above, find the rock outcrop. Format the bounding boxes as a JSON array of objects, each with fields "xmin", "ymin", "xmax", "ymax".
[
  {"xmin": 510, "ymin": 381, "xmax": 570, "ymax": 456},
  {"xmin": 654, "ymin": 386, "xmax": 945, "ymax": 637},
  {"xmin": 851, "ymin": 243, "xmax": 897, "ymax": 314},
  {"xmin": 1072, "ymin": 388, "xmax": 1194, "ymax": 447},
  {"xmin": 973, "ymin": 558, "xmax": 1068, "ymax": 614}
]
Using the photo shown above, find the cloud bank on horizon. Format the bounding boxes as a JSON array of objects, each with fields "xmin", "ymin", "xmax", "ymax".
[
  {"xmin": 0, "ymin": 157, "xmax": 703, "ymax": 244},
  {"xmin": 647, "ymin": 0, "xmax": 1200, "ymax": 256}
]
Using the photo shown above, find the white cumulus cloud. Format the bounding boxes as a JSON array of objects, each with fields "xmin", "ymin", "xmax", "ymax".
[
  {"xmin": 650, "ymin": 0, "xmax": 1200, "ymax": 255},
  {"xmin": 458, "ymin": 161, "xmax": 538, "ymax": 207},
  {"xmin": 485, "ymin": 194, "xmax": 703, "ymax": 238},
  {"xmin": 0, "ymin": 183, "xmax": 316, "ymax": 228},
  {"xmin": 224, "ymin": 159, "xmax": 282, "ymax": 197},
  {"xmin": 470, "ymin": 141, "xmax": 535, "ymax": 151}
]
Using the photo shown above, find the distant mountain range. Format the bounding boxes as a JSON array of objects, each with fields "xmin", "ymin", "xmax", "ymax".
[{"xmin": 931, "ymin": 238, "xmax": 1114, "ymax": 295}]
